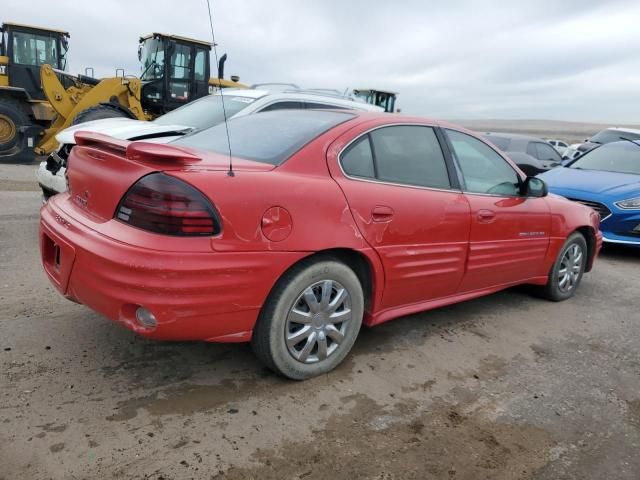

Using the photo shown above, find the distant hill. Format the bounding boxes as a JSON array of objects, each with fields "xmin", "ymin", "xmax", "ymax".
[{"xmin": 449, "ymin": 119, "xmax": 640, "ymax": 144}]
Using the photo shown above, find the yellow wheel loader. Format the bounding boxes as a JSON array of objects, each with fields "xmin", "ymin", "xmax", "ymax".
[
  {"xmin": 0, "ymin": 24, "xmax": 245, "ymax": 163},
  {"xmin": 353, "ymin": 89, "xmax": 398, "ymax": 113},
  {"xmin": 37, "ymin": 32, "xmax": 246, "ymax": 157},
  {"xmin": 0, "ymin": 22, "xmax": 70, "ymax": 163}
]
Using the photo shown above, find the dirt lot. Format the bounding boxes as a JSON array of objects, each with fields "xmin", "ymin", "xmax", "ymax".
[{"xmin": 1, "ymin": 162, "xmax": 639, "ymax": 480}]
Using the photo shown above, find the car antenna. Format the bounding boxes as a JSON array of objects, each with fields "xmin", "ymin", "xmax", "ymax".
[{"xmin": 206, "ymin": 0, "xmax": 234, "ymax": 177}]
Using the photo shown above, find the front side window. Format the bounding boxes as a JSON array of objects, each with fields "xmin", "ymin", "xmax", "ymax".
[
  {"xmin": 447, "ymin": 129, "xmax": 520, "ymax": 196},
  {"xmin": 12, "ymin": 31, "xmax": 58, "ymax": 67}
]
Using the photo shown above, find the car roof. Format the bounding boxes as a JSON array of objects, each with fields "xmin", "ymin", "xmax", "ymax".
[
  {"xmin": 606, "ymin": 127, "xmax": 640, "ymax": 135},
  {"xmin": 483, "ymin": 131, "xmax": 547, "ymax": 143},
  {"xmin": 218, "ymin": 88, "xmax": 383, "ymax": 112}
]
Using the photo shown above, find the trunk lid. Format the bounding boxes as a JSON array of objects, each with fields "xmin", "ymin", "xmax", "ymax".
[{"xmin": 67, "ymin": 132, "xmax": 273, "ymax": 221}]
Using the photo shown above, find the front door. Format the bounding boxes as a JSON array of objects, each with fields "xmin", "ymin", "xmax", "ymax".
[
  {"xmin": 444, "ymin": 129, "xmax": 551, "ymax": 292},
  {"xmin": 328, "ymin": 124, "xmax": 471, "ymax": 310}
]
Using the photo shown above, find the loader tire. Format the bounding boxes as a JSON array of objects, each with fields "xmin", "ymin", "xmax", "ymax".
[
  {"xmin": 71, "ymin": 104, "xmax": 132, "ymax": 126},
  {"xmin": 0, "ymin": 98, "xmax": 35, "ymax": 164},
  {"xmin": 0, "ymin": 98, "xmax": 28, "ymax": 152}
]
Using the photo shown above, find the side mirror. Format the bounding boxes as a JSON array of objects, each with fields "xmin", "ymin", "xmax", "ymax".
[{"xmin": 522, "ymin": 177, "xmax": 548, "ymax": 198}]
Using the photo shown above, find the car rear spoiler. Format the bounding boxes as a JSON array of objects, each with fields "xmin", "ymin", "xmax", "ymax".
[{"xmin": 74, "ymin": 131, "xmax": 202, "ymax": 165}]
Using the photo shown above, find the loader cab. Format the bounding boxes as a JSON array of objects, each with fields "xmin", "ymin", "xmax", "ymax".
[
  {"xmin": 0, "ymin": 22, "xmax": 69, "ymax": 100},
  {"xmin": 353, "ymin": 88, "xmax": 398, "ymax": 113},
  {"xmin": 139, "ymin": 33, "xmax": 212, "ymax": 115}
]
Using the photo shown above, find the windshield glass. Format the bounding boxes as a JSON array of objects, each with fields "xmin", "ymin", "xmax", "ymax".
[
  {"xmin": 569, "ymin": 141, "xmax": 640, "ymax": 175},
  {"xmin": 172, "ymin": 110, "xmax": 355, "ymax": 165},
  {"xmin": 140, "ymin": 38, "xmax": 164, "ymax": 80},
  {"xmin": 154, "ymin": 94, "xmax": 257, "ymax": 130},
  {"xmin": 589, "ymin": 129, "xmax": 640, "ymax": 145},
  {"xmin": 12, "ymin": 31, "xmax": 59, "ymax": 68}
]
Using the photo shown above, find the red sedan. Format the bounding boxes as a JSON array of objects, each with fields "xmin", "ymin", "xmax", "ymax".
[{"xmin": 39, "ymin": 110, "xmax": 602, "ymax": 379}]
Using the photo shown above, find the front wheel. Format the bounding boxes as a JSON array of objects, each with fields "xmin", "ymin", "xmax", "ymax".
[
  {"xmin": 251, "ymin": 259, "xmax": 364, "ymax": 380},
  {"xmin": 540, "ymin": 232, "xmax": 588, "ymax": 301}
]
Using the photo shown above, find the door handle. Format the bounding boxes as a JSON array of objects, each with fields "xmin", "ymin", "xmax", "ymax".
[
  {"xmin": 371, "ymin": 205, "xmax": 394, "ymax": 223},
  {"xmin": 477, "ymin": 209, "xmax": 496, "ymax": 223}
]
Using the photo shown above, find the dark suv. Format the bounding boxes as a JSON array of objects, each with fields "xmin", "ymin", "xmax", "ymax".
[{"xmin": 483, "ymin": 132, "xmax": 563, "ymax": 175}]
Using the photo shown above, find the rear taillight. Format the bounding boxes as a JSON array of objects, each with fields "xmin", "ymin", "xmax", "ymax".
[{"xmin": 115, "ymin": 173, "xmax": 221, "ymax": 236}]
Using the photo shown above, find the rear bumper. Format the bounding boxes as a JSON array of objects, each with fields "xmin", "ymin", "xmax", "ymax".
[{"xmin": 39, "ymin": 196, "xmax": 306, "ymax": 342}]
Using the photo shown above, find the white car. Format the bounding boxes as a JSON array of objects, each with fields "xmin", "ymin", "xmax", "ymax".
[
  {"xmin": 545, "ymin": 138, "xmax": 569, "ymax": 157},
  {"xmin": 37, "ymin": 88, "xmax": 383, "ymax": 199}
]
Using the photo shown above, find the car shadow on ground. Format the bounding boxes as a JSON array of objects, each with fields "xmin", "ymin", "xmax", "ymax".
[
  {"xmin": 599, "ymin": 243, "xmax": 640, "ymax": 263},
  {"xmin": 95, "ymin": 285, "xmax": 545, "ymax": 397}
]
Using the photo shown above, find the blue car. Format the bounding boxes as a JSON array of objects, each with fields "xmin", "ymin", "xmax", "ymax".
[{"xmin": 539, "ymin": 140, "xmax": 640, "ymax": 247}]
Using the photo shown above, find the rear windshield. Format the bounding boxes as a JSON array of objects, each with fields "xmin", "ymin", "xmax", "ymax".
[
  {"xmin": 589, "ymin": 129, "xmax": 640, "ymax": 145},
  {"xmin": 153, "ymin": 94, "xmax": 256, "ymax": 131},
  {"xmin": 569, "ymin": 141, "xmax": 640, "ymax": 175},
  {"xmin": 483, "ymin": 135, "xmax": 511, "ymax": 151},
  {"xmin": 172, "ymin": 110, "xmax": 355, "ymax": 165}
]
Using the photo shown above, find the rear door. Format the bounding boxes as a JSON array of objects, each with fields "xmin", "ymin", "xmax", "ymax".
[
  {"xmin": 444, "ymin": 129, "xmax": 551, "ymax": 291},
  {"xmin": 328, "ymin": 123, "xmax": 471, "ymax": 310}
]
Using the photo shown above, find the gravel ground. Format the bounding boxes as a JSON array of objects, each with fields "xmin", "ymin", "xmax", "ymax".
[{"xmin": 1, "ymin": 163, "xmax": 639, "ymax": 479}]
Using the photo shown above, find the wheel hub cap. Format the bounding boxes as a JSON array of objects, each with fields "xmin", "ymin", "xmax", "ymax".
[
  {"xmin": 558, "ymin": 243, "xmax": 584, "ymax": 293},
  {"xmin": 0, "ymin": 114, "xmax": 16, "ymax": 144},
  {"xmin": 285, "ymin": 280, "xmax": 351, "ymax": 364}
]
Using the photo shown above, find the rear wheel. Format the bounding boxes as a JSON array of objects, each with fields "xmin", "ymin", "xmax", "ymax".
[
  {"xmin": 71, "ymin": 104, "xmax": 132, "ymax": 125},
  {"xmin": 540, "ymin": 232, "xmax": 587, "ymax": 301},
  {"xmin": 251, "ymin": 258, "xmax": 364, "ymax": 380}
]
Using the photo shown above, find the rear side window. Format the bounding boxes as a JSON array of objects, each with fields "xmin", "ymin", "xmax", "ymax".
[
  {"xmin": 305, "ymin": 102, "xmax": 349, "ymax": 110},
  {"xmin": 526, "ymin": 142, "xmax": 539, "ymax": 158},
  {"xmin": 535, "ymin": 142, "xmax": 562, "ymax": 162},
  {"xmin": 371, "ymin": 126, "xmax": 450, "ymax": 189},
  {"xmin": 340, "ymin": 126, "xmax": 451, "ymax": 189},
  {"xmin": 260, "ymin": 101, "xmax": 304, "ymax": 112},
  {"xmin": 341, "ymin": 136, "xmax": 375, "ymax": 178},
  {"xmin": 173, "ymin": 110, "xmax": 354, "ymax": 165}
]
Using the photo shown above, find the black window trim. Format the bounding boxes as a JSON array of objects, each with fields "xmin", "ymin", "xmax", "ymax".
[
  {"xmin": 257, "ymin": 99, "xmax": 305, "ymax": 112},
  {"xmin": 441, "ymin": 127, "xmax": 526, "ymax": 199},
  {"xmin": 337, "ymin": 123, "xmax": 462, "ymax": 193}
]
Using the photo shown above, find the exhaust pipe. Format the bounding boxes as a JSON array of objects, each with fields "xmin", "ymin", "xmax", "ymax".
[{"xmin": 217, "ymin": 53, "xmax": 227, "ymax": 79}]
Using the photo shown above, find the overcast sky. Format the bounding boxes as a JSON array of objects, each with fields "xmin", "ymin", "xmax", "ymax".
[{"xmin": 5, "ymin": 0, "xmax": 640, "ymax": 123}]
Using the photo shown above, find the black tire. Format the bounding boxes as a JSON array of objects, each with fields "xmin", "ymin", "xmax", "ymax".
[
  {"xmin": 71, "ymin": 104, "xmax": 132, "ymax": 126},
  {"xmin": 251, "ymin": 258, "xmax": 364, "ymax": 380},
  {"xmin": 0, "ymin": 97, "xmax": 29, "ymax": 152},
  {"xmin": 539, "ymin": 232, "xmax": 588, "ymax": 301}
]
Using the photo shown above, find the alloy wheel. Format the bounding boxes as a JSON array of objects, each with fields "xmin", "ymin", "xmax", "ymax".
[
  {"xmin": 557, "ymin": 243, "xmax": 584, "ymax": 293},
  {"xmin": 285, "ymin": 280, "xmax": 351, "ymax": 364}
]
